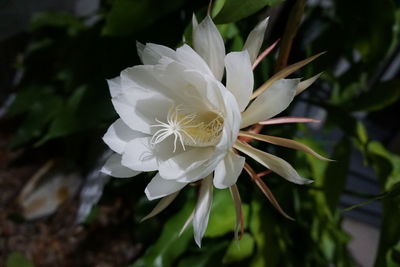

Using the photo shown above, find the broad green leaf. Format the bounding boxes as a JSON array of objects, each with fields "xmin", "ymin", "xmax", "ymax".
[
  {"xmin": 205, "ymin": 189, "xmax": 249, "ymax": 238},
  {"xmin": 103, "ymin": 0, "xmax": 184, "ymax": 36},
  {"xmin": 214, "ymin": 0, "xmax": 284, "ymax": 24},
  {"xmin": 222, "ymin": 233, "xmax": 255, "ymax": 264},
  {"xmin": 6, "ymin": 252, "xmax": 34, "ymax": 267},
  {"xmin": 132, "ymin": 200, "xmax": 195, "ymax": 267}
]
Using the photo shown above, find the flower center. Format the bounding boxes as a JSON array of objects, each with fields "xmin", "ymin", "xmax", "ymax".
[{"xmin": 150, "ymin": 105, "xmax": 224, "ymax": 152}]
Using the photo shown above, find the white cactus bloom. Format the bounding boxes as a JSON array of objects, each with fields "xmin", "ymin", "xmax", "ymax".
[{"xmin": 101, "ymin": 15, "xmax": 321, "ymax": 246}]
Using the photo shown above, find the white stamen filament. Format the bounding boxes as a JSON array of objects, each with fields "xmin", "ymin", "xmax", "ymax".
[{"xmin": 150, "ymin": 105, "xmax": 224, "ymax": 152}]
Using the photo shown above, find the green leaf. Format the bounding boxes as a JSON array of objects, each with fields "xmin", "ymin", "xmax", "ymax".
[
  {"xmin": 132, "ymin": 200, "xmax": 195, "ymax": 267},
  {"xmin": 30, "ymin": 12, "xmax": 85, "ymax": 36},
  {"xmin": 344, "ymin": 182, "xmax": 400, "ymax": 211},
  {"xmin": 349, "ymin": 80, "xmax": 400, "ymax": 112},
  {"xmin": 36, "ymin": 83, "xmax": 114, "ymax": 145},
  {"xmin": 205, "ymin": 189, "xmax": 249, "ymax": 238},
  {"xmin": 323, "ymin": 137, "xmax": 351, "ymax": 212},
  {"xmin": 35, "ymin": 86, "xmax": 87, "ymax": 145},
  {"xmin": 214, "ymin": 0, "xmax": 284, "ymax": 24},
  {"xmin": 6, "ymin": 252, "xmax": 34, "ymax": 267},
  {"xmin": 103, "ymin": 0, "xmax": 185, "ymax": 36},
  {"xmin": 177, "ymin": 241, "xmax": 228, "ymax": 267},
  {"xmin": 222, "ymin": 233, "xmax": 255, "ymax": 264},
  {"xmin": 7, "ymin": 87, "xmax": 63, "ymax": 148},
  {"xmin": 367, "ymin": 141, "xmax": 400, "ymax": 267}
]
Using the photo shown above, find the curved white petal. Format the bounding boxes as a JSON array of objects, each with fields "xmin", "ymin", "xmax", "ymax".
[
  {"xmin": 241, "ymin": 79, "xmax": 299, "ymax": 128},
  {"xmin": 175, "ymin": 44, "xmax": 214, "ymax": 78},
  {"xmin": 243, "ymin": 17, "xmax": 269, "ymax": 64},
  {"xmin": 234, "ymin": 141, "xmax": 312, "ymax": 184},
  {"xmin": 193, "ymin": 175, "xmax": 213, "ymax": 247},
  {"xmin": 103, "ymin": 119, "xmax": 147, "ymax": 154},
  {"xmin": 101, "ymin": 153, "xmax": 141, "ymax": 178},
  {"xmin": 112, "ymin": 93, "xmax": 171, "ymax": 134},
  {"xmin": 158, "ymin": 147, "xmax": 214, "ymax": 181},
  {"xmin": 225, "ymin": 51, "xmax": 254, "ymax": 111},
  {"xmin": 192, "ymin": 15, "xmax": 225, "ymax": 81},
  {"xmin": 121, "ymin": 137, "xmax": 158, "ymax": 172},
  {"xmin": 145, "ymin": 173, "xmax": 186, "ymax": 200},
  {"xmin": 107, "ymin": 77, "xmax": 121, "ymax": 98},
  {"xmin": 213, "ymin": 151, "xmax": 245, "ymax": 189},
  {"xmin": 138, "ymin": 42, "xmax": 177, "ymax": 65}
]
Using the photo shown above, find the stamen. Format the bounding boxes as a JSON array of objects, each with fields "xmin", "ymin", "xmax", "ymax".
[{"xmin": 150, "ymin": 105, "xmax": 224, "ymax": 152}]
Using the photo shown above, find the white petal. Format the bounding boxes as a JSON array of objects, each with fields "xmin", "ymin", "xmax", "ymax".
[
  {"xmin": 225, "ymin": 51, "xmax": 254, "ymax": 111},
  {"xmin": 192, "ymin": 15, "xmax": 225, "ymax": 81},
  {"xmin": 175, "ymin": 44, "xmax": 214, "ymax": 78},
  {"xmin": 213, "ymin": 151, "xmax": 245, "ymax": 189},
  {"xmin": 103, "ymin": 119, "xmax": 146, "ymax": 154},
  {"xmin": 112, "ymin": 90, "xmax": 172, "ymax": 135},
  {"xmin": 145, "ymin": 173, "xmax": 186, "ymax": 200},
  {"xmin": 107, "ymin": 77, "xmax": 121, "ymax": 98},
  {"xmin": 101, "ymin": 153, "xmax": 141, "ymax": 178},
  {"xmin": 241, "ymin": 79, "xmax": 299, "ymax": 128},
  {"xmin": 193, "ymin": 175, "xmax": 213, "ymax": 247},
  {"xmin": 158, "ymin": 147, "xmax": 214, "ymax": 181},
  {"xmin": 136, "ymin": 41, "xmax": 145, "ymax": 62},
  {"xmin": 234, "ymin": 141, "xmax": 312, "ymax": 184},
  {"xmin": 139, "ymin": 43, "xmax": 176, "ymax": 65},
  {"xmin": 243, "ymin": 17, "xmax": 269, "ymax": 64},
  {"xmin": 122, "ymin": 137, "xmax": 158, "ymax": 171}
]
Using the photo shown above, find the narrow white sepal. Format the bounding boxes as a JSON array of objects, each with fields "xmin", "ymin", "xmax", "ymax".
[
  {"xmin": 296, "ymin": 73, "xmax": 322, "ymax": 95},
  {"xmin": 234, "ymin": 141, "xmax": 313, "ymax": 185},
  {"xmin": 179, "ymin": 210, "xmax": 194, "ymax": 236},
  {"xmin": 243, "ymin": 17, "xmax": 269, "ymax": 64},
  {"xmin": 141, "ymin": 191, "xmax": 180, "ymax": 222},
  {"xmin": 193, "ymin": 175, "xmax": 213, "ymax": 247},
  {"xmin": 241, "ymin": 78, "xmax": 299, "ymax": 129}
]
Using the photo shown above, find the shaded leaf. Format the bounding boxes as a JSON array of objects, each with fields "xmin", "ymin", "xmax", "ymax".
[
  {"xmin": 205, "ymin": 189, "xmax": 249, "ymax": 238},
  {"xmin": 323, "ymin": 137, "xmax": 351, "ymax": 212},
  {"xmin": 103, "ymin": 0, "xmax": 185, "ymax": 36},
  {"xmin": 214, "ymin": 0, "xmax": 283, "ymax": 24},
  {"xmin": 6, "ymin": 252, "xmax": 33, "ymax": 267},
  {"xmin": 349, "ymin": 80, "xmax": 400, "ymax": 112},
  {"xmin": 132, "ymin": 200, "xmax": 195, "ymax": 267},
  {"xmin": 222, "ymin": 233, "xmax": 255, "ymax": 264}
]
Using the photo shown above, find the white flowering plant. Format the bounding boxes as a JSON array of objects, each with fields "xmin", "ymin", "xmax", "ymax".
[{"xmin": 101, "ymin": 11, "xmax": 329, "ymax": 247}]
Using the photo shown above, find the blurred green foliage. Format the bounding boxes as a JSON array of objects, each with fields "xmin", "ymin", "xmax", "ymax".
[{"xmin": 4, "ymin": 0, "xmax": 400, "ymax": 266}]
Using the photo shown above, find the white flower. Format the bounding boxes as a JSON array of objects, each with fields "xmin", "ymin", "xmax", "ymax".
[{"xmin": 101, "ymin": 15, "xmax": 326, "ymax": 246}]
